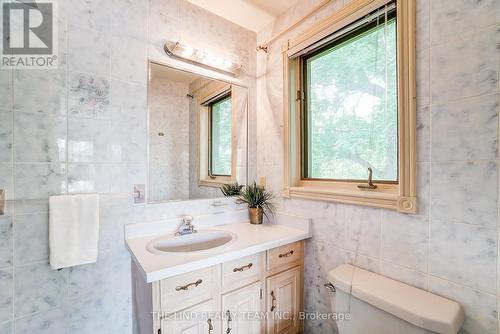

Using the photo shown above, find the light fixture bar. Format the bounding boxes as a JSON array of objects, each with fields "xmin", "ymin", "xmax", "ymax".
[{"xmin": 164, "ymin": 41, "xmax": 242, "ymax": 76}]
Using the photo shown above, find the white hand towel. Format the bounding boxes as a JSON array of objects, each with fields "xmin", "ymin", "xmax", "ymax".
[{"xmin": 49, "ymin": 194, "xmax": 100, "ymax": 270}]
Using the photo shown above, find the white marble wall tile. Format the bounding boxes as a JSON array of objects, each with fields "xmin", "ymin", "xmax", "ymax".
[
  {"xmin": 416, "ymin": 162, "xmax": 430, "ymax": 217},
  {"xmin": 0, "ymin": 110, "xmax": 13, "ymax": 163},
  {"xmin": 416, "ymin": 106, "xmax": 429, "ymax": 162},
  {"xmin": 69, "ymin": 249, "xmax": 130, "ymax": 299},
  {"xmin": 431, "ymin": 94, "xmax": 498, "ymax": 162},
  {"xmin": 13, "ymin": 213, "xmax": 49, "ymax": 265},
  {"xmin": 429, "ymin": 220, "xmax": 497, "ymax": 294},
  {"xmin": 68, "ymin": 26, "xmax": 110, "ymax": 76},
  {"xmin": 430, "ymin": 161, "xmax": 497, "ymax": 226},
  {"xmin": 0, "ymin": 163, "xmax": 13, "ymax": 201},
  {"xmin": 430, "ymin": 27, "xmax": 499, "ymax": 104},
  {"xmin": 14, "ymin": 112, "xmax": 67, "ymax": 163},
  {"xmin": 0, "ymin": 268, "xmax": 12, "ymax": 323},
  {"xmin": 381, "ymin": 211, "xmax": 428, "ymax": 272},
  {"xmin": 68, "ymin": 118, "xmax": 112, "ymax": 163},
  {"xmin": 68, "ymin": 290, "xmax": 131, "ymax": 334},
  {"xmin": 14, "ymin": 163, "xmax": 66, "ymax": 200},
  {"xmin": 67, "ymin": 163, "xmax": 111, "ymax": 193},
  {"xmin": 110, "ymin": 121, "xmax": 147, "ymax": 163},
  {"xmin": 109, "ymin": 163, "xmax": 147, "ymax": 193},
  {"xmin": 380, "ymin": 261, "xmax": 427, "ymax": 290},
  {"xmin": 0, "ymin": 217, "xmax": 12, "ymax": 268},
  {"xmin": 0, "ymin": 321, "xmax": 12, "ymax": 334},
  {"xmin": 318, "ymin": 204, "xmax": 381, "ymax": 258},
  {"xmin": 0, "ymin": 69, "xmax": 12, "ymax": 111},
  {"xmin": 110, "ymin": 80, "xmax": 147, "ymax": 122},
  {"xmin": 415, "ymin": 0, "xmax": 429, "ymax": 51},
  {"xmin": 148, "ymin": 9, "xmax": 181, "ymax": 52},
  {"xmin": 13, "ymin": 70, "xmax": 66, "ymax": 115},
  {"xmin": 111, "ymin": 0, "xmax": 148, "ymax": 39},
  {"xmin": 66, "ymin": 0, "xmax": 111, "ymax": 32},
  {"xmin": 111, "ymin": 36, "xmax": 148, "ymax": 85},
  {"xmin": 12, "ymin": 200, "xmax": 48, "ymax": 216},
  {"xmin": 14, "ymin": 263, "xmax": 68, "ymax": 316},
  {"xmin": 69, "ymin": 72, "xmax": 110, "ymax": 119},
  {"xmin": 303, "ymin": 239, "xmax": 316, "ymax": 312},
  {"xmin": 430, "ymin": 0, "xmax": 500, "ymax": 46},
  {"xmin": 14, "ymin": 307, "xmax": 68, "ymax": 334},
  {"xmin": 429, "ymin": 276, "xmax": 497, "ymax": 334}
]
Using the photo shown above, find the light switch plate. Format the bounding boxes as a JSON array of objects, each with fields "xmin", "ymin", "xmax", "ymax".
[{"xmin": 134, "ymin": 184, "xmax": 145, "ymax": 204}]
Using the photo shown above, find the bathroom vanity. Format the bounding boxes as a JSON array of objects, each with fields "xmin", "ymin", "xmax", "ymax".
[{"xmin": 126, "ymin": 211, "xmax": 311, "ymax": 334}]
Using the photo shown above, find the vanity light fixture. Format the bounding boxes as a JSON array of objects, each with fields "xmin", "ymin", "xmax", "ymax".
[{"xmin": 164, "ymin": 40, "xmax": 242, "ymax": 75}]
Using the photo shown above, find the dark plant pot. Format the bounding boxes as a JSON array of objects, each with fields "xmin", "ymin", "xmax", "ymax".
[{"xmin": 249, "ymin": 207, "xmax": 263, "ymax": 224}]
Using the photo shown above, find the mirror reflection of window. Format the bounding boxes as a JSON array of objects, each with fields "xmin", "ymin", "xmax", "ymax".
[
  {"xmin": 209, "ymin": 94, "xmax": 232, "ymax": 177},
  {"xmin": 147, "ymin": 62, "xmax": 248, "ymax": 203}
]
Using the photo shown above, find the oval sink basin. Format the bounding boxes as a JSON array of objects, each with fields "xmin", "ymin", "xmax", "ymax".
[{"xmin": 147, "ymin": 230, "xmax": 235, "ymax": 254}]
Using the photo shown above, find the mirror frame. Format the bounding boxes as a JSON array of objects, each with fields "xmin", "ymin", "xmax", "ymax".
[{"xmin": 146, "ymin": 60, "xmax": 250, "ymax": 204}]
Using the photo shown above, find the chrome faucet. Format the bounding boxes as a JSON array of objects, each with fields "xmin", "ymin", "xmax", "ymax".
[{"xmin": 175, "ymin": 215, "xmax": 197, "ymax": 236}]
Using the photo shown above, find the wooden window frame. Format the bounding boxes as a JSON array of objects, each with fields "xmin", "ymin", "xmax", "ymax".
[
  {"xmin": 282, "ymin": 0, "xmax": 416, "ymax": 213},
  {"xmin": 197, "ymin": 83, "xmax": 237, "ymax": 187}
]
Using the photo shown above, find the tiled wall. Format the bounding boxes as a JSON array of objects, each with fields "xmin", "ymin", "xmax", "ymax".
[
  {"xmin": 256, "ymin": 0, "xmax": 500, "ymax": 333},
  {"xmin": 0, "ymin": 0, "xmax": 256, "ymax": 332},
  {"xmin": 149, "ymin": 74, "xmax": 190, "ymax": 202}
]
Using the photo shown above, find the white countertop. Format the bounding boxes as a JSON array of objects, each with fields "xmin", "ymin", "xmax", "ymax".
[{"xmin": 125, "ymin": 211, "xmax": 311, "ymax": 282}]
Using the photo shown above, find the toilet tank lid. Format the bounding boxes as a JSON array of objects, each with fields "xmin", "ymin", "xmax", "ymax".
[{"xmin": 327, "ymin": 264, "xmax": 464, "ymax": 334}]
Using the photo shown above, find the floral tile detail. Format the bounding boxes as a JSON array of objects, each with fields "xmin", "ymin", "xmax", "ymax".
[{"xmin": 69, "ymin": 73, "xmax": 110, "ymax": 119}]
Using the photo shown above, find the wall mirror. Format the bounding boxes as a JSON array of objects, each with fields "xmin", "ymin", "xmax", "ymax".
[{"xmin": 148, "ymin": 62, "xmax": 248, "ymax": 203}]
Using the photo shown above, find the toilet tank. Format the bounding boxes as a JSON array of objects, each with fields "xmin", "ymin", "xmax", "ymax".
[{"xmin": 327, "ymin": 265, "xmax": 465, "ymax": 334}]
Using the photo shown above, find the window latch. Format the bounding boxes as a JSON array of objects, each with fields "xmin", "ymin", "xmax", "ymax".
[{"xmin": 357, "ymin": 167, "xmax": 377, "ymax": 190}]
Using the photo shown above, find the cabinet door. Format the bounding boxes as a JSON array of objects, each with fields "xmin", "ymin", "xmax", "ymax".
[
  {"xmin": 222, "ymin": 282, "xmax": 263, "ymax": 334},
  {"xmin": 266, "ymin": 267, "xmax": 301, "ymax": 334},
  {"xmin": 161, "ymin": 299, "xmax": 219, "ymax": 334}
]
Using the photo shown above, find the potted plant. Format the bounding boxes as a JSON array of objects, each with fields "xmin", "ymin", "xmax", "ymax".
[
  {"xmin": 220, "ymin": 182, "xmax": 244, "ymax": 196},
  {"xmin": 237, "ymin": 181, "xmax": 275, "ymax": 224}
]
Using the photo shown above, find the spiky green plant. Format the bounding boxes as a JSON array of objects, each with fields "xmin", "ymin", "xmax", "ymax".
[
  {"xmin": 237, "ymin": 181, "xmax": 276, "ymax": 220},
  {"xmin": 220, "ymin": 182, "xmax": 244, "ymax": 196}
]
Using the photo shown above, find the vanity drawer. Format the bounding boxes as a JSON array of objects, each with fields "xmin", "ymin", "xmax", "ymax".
[
  {"xmin": 160, "ymin": 265, "xmax": 219, "ymax": 313},
  {"xmin": 222, "ymin": 253, "xmax": 264, "ymax": 291},
  {"xmin": 267, "ymin": 241, "xmax": 302, "ymax": 271}
]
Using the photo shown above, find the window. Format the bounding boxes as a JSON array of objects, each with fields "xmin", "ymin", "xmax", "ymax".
[
  {"xmin": 283, "ymin": 0, "xmax": 416, "ymax": 213},
  {"xmin": 209, "ymin": 94, "xmax": 232, "ymax": 177},
  {"xmin": 302, "ymin": 9, "xmax": 397, "ymax": 182},
  {"xmin": 197, "ymin": 83, "xmax": 236, "ymax": 187}
]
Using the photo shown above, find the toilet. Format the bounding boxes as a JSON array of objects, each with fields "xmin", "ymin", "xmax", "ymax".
[{"xmin": 327, "ymin": 264, "xmax": 465, "ymax": 334}]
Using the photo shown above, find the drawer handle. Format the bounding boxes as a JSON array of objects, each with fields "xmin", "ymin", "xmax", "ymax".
[
  {"xmin": 226, "ymin": 310, "xmax": 232, "ymax": 333},
  {"xmin": 207, "ymin": 318, "xmax": 213, "ymax": 333},
  {"xmin": 233, "ymin": 262, "xmax": 253, "ymax": 272},
  {"xmin": 278, "ymin": 250, "xmax": 294, "ymax": 258},
  {"xmin": 175, "ymin": 279, "xmax": 203, "ymax": 291},
  {"xmin": 270, "ymin": 290, "xmax": 276, "ymax": 312}
]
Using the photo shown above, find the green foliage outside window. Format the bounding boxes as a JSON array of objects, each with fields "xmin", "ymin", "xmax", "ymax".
[
  {"xmin": 305, "ymin": 18, "xmax": 398, "ymax": 181},
  {"xmin": 210, "ymin": 95, "xmax": 232, "ymax": 176}
]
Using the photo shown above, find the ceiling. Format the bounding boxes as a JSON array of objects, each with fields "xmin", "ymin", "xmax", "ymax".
[{"xmin": 187, "ymin": 0, "xmax": 299, "ymax": 32}]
